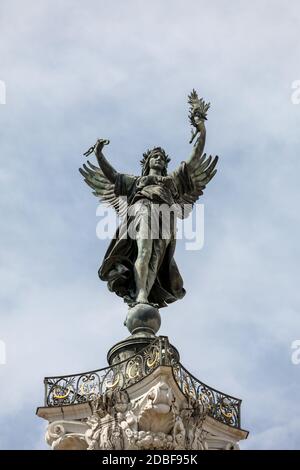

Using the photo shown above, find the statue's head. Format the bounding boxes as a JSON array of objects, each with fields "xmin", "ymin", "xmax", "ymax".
[{"xmin": 140, "ymin": 147, "xmax": 171, "ymax": 176}]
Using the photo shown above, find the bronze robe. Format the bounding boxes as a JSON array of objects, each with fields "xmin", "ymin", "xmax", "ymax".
[{"xmin": 99, "ymin": 163, "xmax": 193, "ymax": 307}]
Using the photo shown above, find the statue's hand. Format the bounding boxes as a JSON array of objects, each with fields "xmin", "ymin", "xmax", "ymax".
[
  {"xmin": 193, "ymin": 114, "xmax": 206, "ymax": 133},
  {"xmin": 189, "ymin": 112, "xmax": 206, "ymax": 144},
  {"xmin": 188, "ymin": 91, "xmax": 209, "ymax": 143},
  {"xmin": 94, "ymin": 138, "xmax": 110, "ymax": 156},
  {"xmin": 83, "ymin": 139, "xmax": 110, "ymax": 158}
]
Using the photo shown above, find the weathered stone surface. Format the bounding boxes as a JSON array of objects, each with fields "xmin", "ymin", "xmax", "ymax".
[{"xmin": 38, "ymin": 366, "xmax": 247, "ymax": 450}]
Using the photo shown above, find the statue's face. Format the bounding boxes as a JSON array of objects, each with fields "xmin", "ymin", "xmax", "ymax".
[{"xmin": 149, "ymin": 152, "xmax": 166, "ymax": 173}]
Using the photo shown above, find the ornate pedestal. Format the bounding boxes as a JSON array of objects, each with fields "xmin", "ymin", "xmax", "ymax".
[{"xmin": 37, "ymin": 336, "xmax": 248, "ymax": 450}]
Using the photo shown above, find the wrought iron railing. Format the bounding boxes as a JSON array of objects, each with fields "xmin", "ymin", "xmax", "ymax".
[
  {"xmin": 43, "ymin": 336, "xmax": 241, "ymax": 429},
  {"xmin": 172, "ymin": 364, "xmax": 241, "ymax": 428}
]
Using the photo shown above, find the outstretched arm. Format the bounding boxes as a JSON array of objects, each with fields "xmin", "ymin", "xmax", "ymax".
[
  {"xmin": 94, "ymin": 139, "xmax": 118, "ymax": 184},
  {"xmin": 186, "ymin": 119, "xmax": 206, "ymax": 173}
]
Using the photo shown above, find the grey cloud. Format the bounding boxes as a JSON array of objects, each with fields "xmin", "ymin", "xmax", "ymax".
[{"xmin": 0, "ymin": 0, "xmax": 299, "ymax": 449}]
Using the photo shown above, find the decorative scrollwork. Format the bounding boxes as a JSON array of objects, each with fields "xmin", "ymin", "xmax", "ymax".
[
  {"xmin": 146, "ymin": 350, "xmax": 159, "ymax": 368},
  {"xmin": 53, "ymin": 386, "xmax": 71, "ymax": 400},
  {"xmin": 104, "ymin": 372, "xmax": 121, "ymax": 390},
  {"xmin": 76, "ymin": 373, "xmax": 101, "ymax": 403},
  {"xmin": 43, "ymin": 336, "xmax": 242, "ymax": 429},
  {"xmin": 172, "ymin": 365, "xmax": 241, "ymax": 428},
  {"xmin": 126, "ymin": 356, "xmax": 142, "ymax": 382},
  {"xmin": 144, "ymin": 344, "xmax": 160, "ymax": 373},
  {"xmin": 47, "ymin": 378, "xmax": 76, "ymax": 406}
]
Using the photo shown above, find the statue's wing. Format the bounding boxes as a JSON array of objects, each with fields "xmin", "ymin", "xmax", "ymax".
[
  {"xmin": 173, "ymin": 153, "xmax": 218, "ymax": 219},
  {"xmin": 79, "ymin": 160, "xmax": 128, "ymax": 217}
]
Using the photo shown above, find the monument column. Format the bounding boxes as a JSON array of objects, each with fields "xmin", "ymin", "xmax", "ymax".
[{"xmin": 36, "ymin": 90, "xmax": 248, "ymax": 450}]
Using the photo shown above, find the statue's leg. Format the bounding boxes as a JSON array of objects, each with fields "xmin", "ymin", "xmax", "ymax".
[
  {"xmin": 144, "ymin": 239, "xmax": 167, "ymax": 298},
  {"xmin": 134, "ymin": 217, "xmax": 153, "ymax": 303}
]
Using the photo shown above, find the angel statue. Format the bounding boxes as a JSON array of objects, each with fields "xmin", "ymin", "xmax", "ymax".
[{"xmin": 80, "ymin": 90, "xmax": 218, "ymax": 325}]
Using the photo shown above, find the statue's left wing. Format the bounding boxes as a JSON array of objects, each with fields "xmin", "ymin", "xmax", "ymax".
[
  {"xmin": 79, "ymin": 161, "xmax": 128, "ymax": 218},
  {"xmin": 171, "ymin": 153, "xmax": 218, "ymax": 219}
]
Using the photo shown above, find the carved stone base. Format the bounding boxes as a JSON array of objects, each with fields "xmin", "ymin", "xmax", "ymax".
[{"xmin": 37, "ymin": 366, "xmax": 248, "ymax": 450}]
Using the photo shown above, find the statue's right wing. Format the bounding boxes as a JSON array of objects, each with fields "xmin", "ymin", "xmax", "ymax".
[{"xmin": 79, "ymin": 160, "xmax": 128, "ymax": 217}]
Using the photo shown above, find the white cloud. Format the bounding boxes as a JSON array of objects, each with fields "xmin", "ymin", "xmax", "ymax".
[{"xmin": 0, "ymin": 0, "xmax": 300, "ymax": 449}]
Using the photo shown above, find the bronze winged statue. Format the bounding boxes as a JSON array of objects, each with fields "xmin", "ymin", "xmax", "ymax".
[{"xmin": 79, "ymin": 90, "xmax": 218, "ymax": 310}]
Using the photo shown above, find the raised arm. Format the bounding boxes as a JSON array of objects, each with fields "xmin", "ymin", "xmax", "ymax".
[
  {"xmin": 170, "ymin": 91, "xmax": 217, "ymax": 218},
  {"xmin": 94, "ymin": 139, "xmax": 118, "ymax": 184},
  {"xmin": 184, "ymin": 90, "xmax": 210, "ymax": 173},
  {"xmin": 186, "ymin": 119, "xmax": 206, "ymax": 173}
]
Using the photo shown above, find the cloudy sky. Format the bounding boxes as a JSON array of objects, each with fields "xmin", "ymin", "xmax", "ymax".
[{"xmin": 0, "ymin": 0, "xmax": 300, "ymax": 450}]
